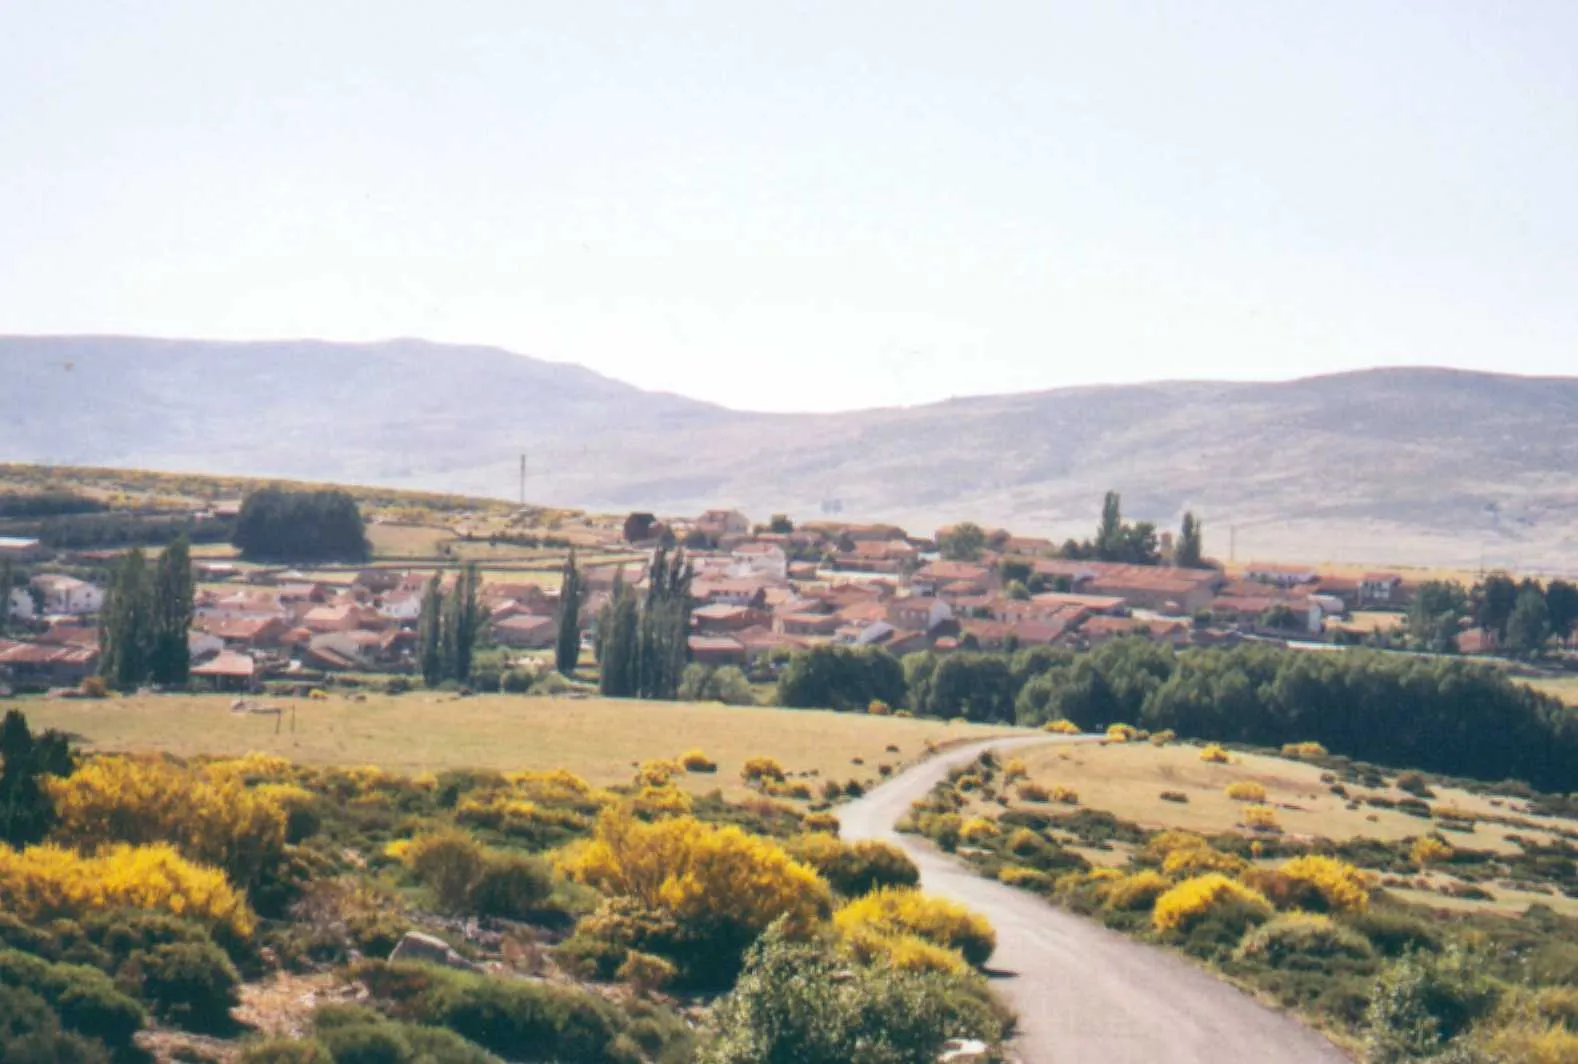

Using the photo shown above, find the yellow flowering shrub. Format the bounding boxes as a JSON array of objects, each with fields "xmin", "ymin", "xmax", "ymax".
[
  {"xmin": 0, "ymin": 842, "xmax": 254, "ymax": 938},
  {"xmin": 203, "ymin": 752, "xmax": 296, "ymax": 782},
  {"xmin": 1225, "ymin": 780, "xmax": 1268, "ymax": 802},
  {"xmin": 1143, "ymin": 830, "xmax": 1210, "ymax": 862},
  {"xmin": 1280, "ymin": 741, "xmax": 1328, "ymax": 760},
  {"xmin": 840, "ymin": 924, "xmax": 971, "ymax": 976},
  {"xmin": 454, "ymin": 794, "xmax": 591, "ymax": 838},
  {"xmin": 679, "ymin": 750, "xmax": 717, "ymax": 773},
  {"xmin": 560, "ymin": 805, "xmax": 830, "ymax": 938},
  {"xmin": 1241, "ymin": 805, "xmax": 1280, "ymax": 831},
  {"xmin": 1042, "ymin": 719, "xmax": 1081, "ymax": 735},
  {"xmin": 1475, "ymin": 1021, "xmax": 1578, "ymax": 1064},
  {"xmin": 1276, "ymin": 855, "xmax": 1369, "ymax": 914},
  {"xmin": 1016, "ymin": 781, "xmax": 1052, "ymax": 803},
  {"xmin": 959, "ymin": 817, "xmax": 999, "ymax": 844},
  {"xmin": 1162, "ymin": 845, "xmax": 1248, "ymax": 878},
  {"xmin": 998, "ymin": 865, "xmax": 1052, "ymax": 891},
  {"xmin": 834, "ymin": 887, "xmax": 996, "ymax": 966},
  {"xmin": 1153, "ymin": 873, "xmax": 1272, "ymax": 934},
  {"xmin": 47, "ymin": 756, "xmax": 287, "ymax": 889},
  {"xmin": 1002, "ymin": 759, "xmax": 1028, "ymax": 782},
  {"xmin": 1199, "ymin": 744, "xmax": 1232, "ymax": 764},
  {"xmin": 800, "ymin": 812, "xmax": 840, "ymax": 834},
  {"xmin": 631, "ymin": 785, "xmax": 693, "ymax": 819},
  {"xmin": 1106, "ymin": 723, "xmax": 1142, "ymax": 743},
  {"xmin": 1104, "ymin": 869, "xmax": 1173, "ymax": 912},
  {"xmin": 1050, "ymin": 785, "xmax": 1080, "ymax": 805},
  {"xmin": 635, "ymin": 759, "xmax": 683, "ymax": 787},
  {"xmin": 1411, "ymin": 836, "xmax": 1454, "ymax": 866},
  {"xmin": 1149, "ymin": 729, "xmax": 1177, "ymax": 746},
  {"xmin": 741, "ymin": 757, "xmax": 787, "ymax": 785}
]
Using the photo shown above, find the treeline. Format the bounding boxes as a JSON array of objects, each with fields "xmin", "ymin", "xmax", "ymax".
[
  {"xmin": 1410, "ymin": 573, "xmax": 1578, "ymax": 658},
  {"xmin": 777, "ymin": 639, "xmax": 1578, "ymax": 792},
  {"xmin": 98, "ymin": 539, "xmax": 195, "ymax": 689},
  {"xmin": 232, "ymin": 488, "xmax": 370, "ymax": 563},
  {"xmin": 417, "ymin": 565, "xmax": 482, "ymax": 686},
  {"xmin": 24, "ymin": 512, "xmax": 233, "ymax": 550},
  {"xmin": 596, "ymin": 547, "xmax": 692, "ymax": 699},
  {"xmin": 0, "ymin": 491, "xmax": 106, "ymax": 518}
]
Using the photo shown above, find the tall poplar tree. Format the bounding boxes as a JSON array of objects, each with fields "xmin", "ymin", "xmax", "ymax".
[
  {"xmin": 555, "ymin": 550, "xmax": 581, "ymax": 675},
  {"xmin": 441, "ymin": 564, "xmax": 481, "ymax": 683},
  {"xmin": 597, "ymin": 570, "xmax": 640, "ymax": 697},
  {"xmin": 417, "ymin": 572, "xmax": 444, "ymax": 686},
  {"xmin": 99, "ymin": 549, "xmax": 153, "ymax": 690},
  {"xmin": 149, "ymin": 535, "xmax": 195, "ymax": 685},
  {"xmin": 1176, "ymin": 512, "xmax": 1204, "ymax": 569},
  {"xmin": 1096, "ymin": 491, "xmax": 1123, "ymax": 561}
]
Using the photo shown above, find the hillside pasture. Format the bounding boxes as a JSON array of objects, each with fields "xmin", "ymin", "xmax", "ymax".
[{"xmin": 18, "ymin": 693, "xmax": 1023, "ymax": 801}]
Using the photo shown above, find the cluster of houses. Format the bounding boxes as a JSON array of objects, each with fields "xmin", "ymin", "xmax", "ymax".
[{"xmin": 0, "ymin": 507, "xmax": 1421, "ymax": 694}]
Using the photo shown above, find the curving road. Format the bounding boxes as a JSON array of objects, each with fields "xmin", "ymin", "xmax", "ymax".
[{"xmin": 838, "ymin": 736, "xmax": 1351, "ymax": 1064}]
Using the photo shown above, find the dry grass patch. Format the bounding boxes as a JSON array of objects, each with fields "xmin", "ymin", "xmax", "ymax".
[{"xmin": 17, "ymin": 694, "xmax": 1023, "ymax": 801}]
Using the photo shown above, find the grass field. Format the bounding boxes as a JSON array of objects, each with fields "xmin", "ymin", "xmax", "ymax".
[
  {"xmin": 1528, "ymin": 674, "xmax": 1578, "ymax": 707},
  {"xmin": 17, "ymin": 694, "xmax": 1024, "ymax": 800},
  {"xmin": 995, "ymin": 739, "xmax": 1578, "ymax": 915},
  {"xmin": 364, "ymin": 523, "xmax": 456, "ymax": 558}
]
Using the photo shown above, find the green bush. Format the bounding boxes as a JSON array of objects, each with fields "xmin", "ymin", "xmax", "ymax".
[
  {"xmin": 702, "ymin": 923, "xmax": 1009, "ymax": 1064},
  {"xmin": 1347, "ymin": 908, "xmax": 1442, "ymax": 959},
  {"xmin": 1363, "ymin": 947, "xmax": 1501, "ymax": 1063},
  {"xmin": 123, "ymin": 940, "xmax": 241, "ymax": 1031},
  {"xmin": 0, "ymin": 949, "xmax": 144, "ymax": 1049},
  {"xmin": 468, "ymin": 854, "xmax": 553, "ymax": 920},
  {"xmin": 0, "ymin": 983, "xmax": 111, "ymax": 1064},
  {"xmin": 1234, "ymin": 914, "xmax": 1376, "ymax": 972},
  {"xmin": 310, "ymin": 1003, "xmax": 499, "ymax": 1064},
  {"xmin": 816, "ymin": 841, "xmax": 920, "ymax": 898},
  {"xmin": 237, "ymin": 1039, "xmax": 334, "ymax": 1064}
]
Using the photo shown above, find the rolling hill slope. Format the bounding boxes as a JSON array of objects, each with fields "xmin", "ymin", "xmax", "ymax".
[{"xmin": 5, "ymin": 335, "xmax": 1577, "ymax": 568}]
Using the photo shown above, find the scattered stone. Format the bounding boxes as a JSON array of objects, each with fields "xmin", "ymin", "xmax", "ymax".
[{"xmin": 389, "ymin": 931, "xmax": 483, "ymax": 973}]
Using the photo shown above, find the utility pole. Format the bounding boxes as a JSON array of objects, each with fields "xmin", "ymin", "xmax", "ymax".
[
  {"xmin": 519, "ymin": 453, "xmax": 526, "ymax": 508},
  {"xmin": 1229, "ymin": 525, "xmax": 1237, "ymax": 564}
]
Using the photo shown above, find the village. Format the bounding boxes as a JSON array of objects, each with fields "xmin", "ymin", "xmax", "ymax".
[{"xmin": 0, "ymin": 499, "xmax": 1489, "ymax": 697}]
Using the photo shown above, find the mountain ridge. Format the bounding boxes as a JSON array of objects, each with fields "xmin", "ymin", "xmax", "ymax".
[{"xmin": 5, "ymin": 335, "xmax": 1576, "ymax": 569}]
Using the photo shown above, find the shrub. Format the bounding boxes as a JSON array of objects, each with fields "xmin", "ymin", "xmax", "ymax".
[
  {"xmin": 1199, "ymin": 744, "xmax": 1231, "ymax": 764},
  {"xmin": 788, "ymin": 835, "xmax": 919, "ymax": 898},
  {"xmin": 1042, "ymin": 719, "xmax": 1080, "ymax": 735},
  {"xmin": 1234, "ymin": 912, "xmax": 1375, "ymax": 969},
  {"xmin": 1002, "ymin": 759, "xmax": 1027, "ymax": 781},
  {"xmin": 1104, "ymin": 870, "xmax": 1172, "ymax": 912},
  {"xmin": 703, "ymin": 924, "xmax": 1008, "ymax": 1064},
  {"xmin": 959, "ymin": 817, "xmax": 998, "ymax": 844},
  {"xmin": 123, "ymin": 939, "xmax": 241, "ymax": 1030},
  {"xmin": 866, "ymin": 700, "xmax": 892, "ymax": 716},
  {"xmin": 0, "ymin": 949, "xmax": 144, "ymax": 1049},
  {"xmin": 559, "ymin": 806, "xmax": 830, "ymax": 984},
  {"xmin": 1364, "ymin": 946, "xmax": 1501, "ymax": 1062},
  {"xmin": 834, "ymin": 888, "xmax": 996, "ymax": 967},
  {"xmin": 1017, "ymin": 781, "xmax": 1051, "ymax": 803},
  {"xmin": 1410, "ymin": 836, "xmax": 1454, "ymax": 867},
  {"xmin": 237, "ymin": 1039, "xmax": 334, "ymax": 1064},
  {"xmin": 840, "ymin": 924, "xmax": 973, "ymax": 976},
  {"xmin": 1152, "ymin": 874, "xmax": 1272, "ymax": 935},
  {"xmin": 1347, "ymin": 908, "xmax": 1441, "ymax": 958},
  {"xmin": 1276, "ymin": 855, "xmax": 1370, "ymax": 915},
  {"xmin": 997, "ymin": 866, "xmax": 1052, "ymax": 891},
  {"xmin": 800, "ymin": 812, "xmax": 839, "ymax": 834},
  {"xmin": 1050, "ymin": 785, "xmax": 1079, "ymax": 805},
  {"xmin": 1225, "ymin": 780, "xmax": 1267, "ymax": 802},
  {"xmin": 1281, "ymin": 741, "xmax": 1328, "ymax": 760},
  {"xmin": 679, "ymin": 750, "xmax": 717, "ymax": 774},
  {"xmin": 47, "ymin": 756, "xmax": 288, "ymax": 891},
  {"xmin": 0, "ymin": 842, "xmax": 254, "ymax": 939},
  {"xmin": 0, "ymin": 982, "xmax": 112, "ymax": 1063},
  {"xmin": 740, "ymin": 757, "xmax": 786, "ymax": 785},
  {"xmin": 1105, "ymin": 723, "xmax": 1141, "ymax": 743},
  {"xmin": 616, "ymin": 950, "xmax": 676, "ymax": 994},
  {"xmin": 1159, "ymin": 790, "xmax": 1189, "ymax": 803},
  {"xmin": 1149, "ymin": 729, "xmax": 1177, "ymax": 746},
  {"xmin": 1395, "ymin": 772, "xmax": 1436, "ymax": 799},
  {"xmin": 1163, "ymin": 846, "xmax": 1248, "ymax": 878},
  {"xmin": 1241, "ymin": 805, "xmax": 1280, "ymax": 832},
  {"xmin": 403, "ymin": 832, "xmax": 489, "ymax": 914},
  {"xmin": 469, "ymin": 853, "xmax": 554, "ymax": 920},
  {"xmin": 1475, "ymin": 1020, "xmax": 1578, "ymax": 1064}
]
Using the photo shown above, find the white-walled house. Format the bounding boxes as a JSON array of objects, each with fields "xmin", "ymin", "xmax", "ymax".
[
  {"xmin": 6, "ymin": 587, "xmax": 34, "ymax": 621},
  {"xmin": 30, "ymin": 575, "xmax": 105, "ymax": 615},
  {"xmin": 729, "ymin": 543, "xmax": 789, "ymax": 581}
]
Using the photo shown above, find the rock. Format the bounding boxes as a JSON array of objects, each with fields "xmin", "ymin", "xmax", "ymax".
[
  {"xmin": 939, "ymin": 1038, "xmax": 991, "ymax": 1063},
  {"xmin": 388, "ymin": 931, "xmax": 483, "ymax": 973}
]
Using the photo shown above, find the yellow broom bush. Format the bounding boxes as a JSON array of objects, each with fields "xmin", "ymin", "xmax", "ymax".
[
  {"xmin": 679, "ymin": 749, "xmax": 717, "ymax": 773},
  {"xmin": 1276, "ymin": 855, "xmax": 1369, "ymax": 914},
  {"xmin": 0, "ymin": 841, "xmax": 254, "ymax": 938},
  {"xmin": 1050, "ymin": 785, "xmax": 1080, "ymax": 805},
  {"xmin": 559, "ymin": 805, "xmax": 830, "ymax": 937},
  {"xmin": 800, "ymin": 812, "xmax": 840, "ymax": 834},
  {"xmin": 47, "ymin": 755, "xmax": 287, "ymax": 889},
  {"xmin": 1411, "ymin": 836, "xmax": 1454, "ymax": 866},
  {"xmin": 1042, "ymin": 719, "xmax": 1081, "ymax": 735},
  {"xmin": 1002, "ymin": 759, "xmax": 1028, "ymax": 782},
  {"xmin": 1153, "ymin": 873, "xmax": 1272, "ymax": 934},
  {"xmin": 959, "ymin": 817, "xmax": 999, "ymax": 844},
  {"xmin": 1143, "ymin": 829, "xmax": 1211, "ymax": 862},
  {"xmin": 997, "ymin": 865, "xmax": 1052, "ymax": 891},
  {"xmin": 1106, "ymin": 723, "xmax": 1141, "ymax": 743},
  {"xmin": 1104, "ymin": 869, "xmax": 1173, "ymax": 912},
  {"xmin": 1162, "ymin": 845, "xmax": 1249, "ymax": 878},
  {"xmin": 1241, "ymin": 805, "xmax": 1280, "ymax": 831},
  {"xmin": 834, "ymin": 886, "xmax": 996, "ymax": 966},
  {"xmin": 1280, "ymin": 741, "xmax": 1328, "ymax": 760},
  {"xmin": 1225, "ymin": 780, "xmax": 1268, "ymax": 802},
  {"xmin": 740, "ymin": 756, "xmax": 787, "ymax": 785},
  {"xmin": 840, "ymin": 924, "xmax": 972, "ymax": 976},
  {"xmin": 1199, "ymin": 744, "xmax": 1232, "ymax": 764}
]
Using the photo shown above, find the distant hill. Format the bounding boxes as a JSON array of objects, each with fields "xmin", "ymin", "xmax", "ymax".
[{"xmin": 5, "ymin": 335, "xmax": 1578, "ymax": 569}]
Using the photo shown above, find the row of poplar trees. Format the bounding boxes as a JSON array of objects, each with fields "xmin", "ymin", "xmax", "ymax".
[
  {"xmin": 98, "ymin": 536, "xmax": 196, "ymax": 689},
  {"xmin": 596, "ymin": 546, "xmax": 693, "ymax": 699},
  {"xmin": 416, "ymin": 563, "xmax": 482, "ymax": 686}
]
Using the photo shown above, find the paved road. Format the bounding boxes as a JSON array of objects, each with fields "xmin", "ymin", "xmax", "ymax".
[{"xmin": 838, "ymin": 735, "xmax": 1352, "ymax": 1064}]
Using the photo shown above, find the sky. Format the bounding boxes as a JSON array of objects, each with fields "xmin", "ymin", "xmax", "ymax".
[{"xmin": 2, "ymin": 2, "xmax": 1575, "ymax": 412}]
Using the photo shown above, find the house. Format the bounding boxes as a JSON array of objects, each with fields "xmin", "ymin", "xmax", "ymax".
[
  {"xmin": 1081, "ymin": 565, "xmax": 1220, "ymax": 615},
  {"xmin": 188, "ymin": 631, "xmax": 224, "ymax": 662},
  {"xmin": 911, "ymin": 562, "xmax": 994, "ymax": 597},
  {"xmin": 729, "ymin": 543, "xmax": 789, "ymax": 581},
  {"xmin": 776, "ymin": 611, "xmax": 843, "ymax": 637},
  {"xmin": 1029, "ymin": 591, "xmax": 1128, "ymax": 616},
  {"xmin": 693, "ymin": 603, "xmax": 768, "ymax": 634},
  {"xmin": 696, "ymin": 509, "xmax": 750, "ymax": 539},
  {"xmin": 1245, "ymin": 565, "xmax": 1320, "ymax": 589},
  {"xmin": 190, "ymin": 650, "xmax": 259, "ymax": 692},
  {"xmin": 1360, "ymin": 573, "xmax": 1405, "ymax": 605},
  {"xmin": 301, "ymin": 604, "xmax": 365, "ymax": 634},
  {"xmin": 885, "ymin": 597, "xmax": 953, "ymax": 633},
  {"xmin": 1212, "ymin": 595, "xmax": 1322, "ymax": 635},
  {"xmin": 194, "ymin": 561, "xmax": 240, "ymax": 581},
  {"xmin": 0, "ymin": 643, "xmax": 98, "ymax": 688},
  {"xmin": 30, "ymin": 575, "xmax": 105, "ymax": 615},
  {"xmin": 491, "ymin": 614, "xmax": 558, "ymax": 649},
  {"xmin": 0, "ymin": 537, "xmax": 49, "ymax": 562},
  {"xmin": 691, "ymin": 577, "xmax": 770, "ymax": 608},
  {"xmin": 688, "ymin": 635, "xmax": 748, "ymax": 667},
  {"xmin": 379, "ymin": 591, "xmax": 424, "ymax": 622},
  {"xmin": 204, "ymin": 615, "xmax": 288, "ymax": 650},
  {"xmin": 1076, "ymin": 615, "xmax": 1192, "ymax": 648},
  {"xmin": 354, "ymin": 569, "xmax": 402, "ymax": 594},
  {"xmin": 1456, "ymin": 628, "xmax": 1498, "ymax": 655}
]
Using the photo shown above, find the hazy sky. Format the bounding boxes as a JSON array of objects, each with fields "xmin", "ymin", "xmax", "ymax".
[{"xmin": 3, "ymin": 2, "xmax": 1575, "ymax": 412}]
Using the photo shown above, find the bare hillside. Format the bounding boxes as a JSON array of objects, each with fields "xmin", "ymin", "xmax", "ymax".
[{"xmin": 5, "ymin": 336, "xmax": 1576, "ymax": 568}]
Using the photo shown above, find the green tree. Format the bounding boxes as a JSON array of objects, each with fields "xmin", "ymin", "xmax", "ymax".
[
  {"xmin": 1176, "ymin": 511, "xmax": 1204, "ymax": 568},
  {"xmin": 555, "ymin": 550, "xmax": 582, "ymax": 675},
  {"xmin": 638, "ymin": 547, "xmax": 694, "ymax": 699},
  {"xmin": 1546, "ymin": 578, "xmax": 1578, "ymax": 641},
  {"xmin": 441, "ymin": 564, "xmax": 482, "ymax": 684},
  {"xmin": 939, "ymin": 522, "xmax": 986, "ymax": 562},
  {"xmin": 149, "ymin": 536, "xmax": 194, "ymax": 685},
  {"xmin": 597, "ymin": 571, "xmax": 640, "ymax": 697},
  {"xmin": 1407, "ymin": 580, "xmax": 1467, "ymax": 654},
  {"xmin": 0, "ymin": 709, "xmax": 75, "ymax": 847},
  {"xmin": 1470, "ymin": 571, "xmax": 1518, "ymax": 638},
  {"xmin": 99, "ymin": 549, "xmax": 153, "ymax": 690},
  {"xmin": 417, "ymin": 572, "xmax": 444, "ymax": 686},
  {"xmin": 1096, "ymin": 491, "xmax": 1123, "ymax": 560},
  {"xmin": 1505, "ymin": 584, "xmax": 1551, "ymax": 659},
  {"xmin": 767, "ymin": 513, "xmax": 794, "ymax": 534},
  {"xmin": 0, "ymin": 557, "xmax": 12, "ymax": 635},
  {"xmin": 231, "ymin": 487, "xmax": 369, "ymax": 563}
]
